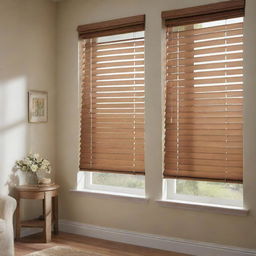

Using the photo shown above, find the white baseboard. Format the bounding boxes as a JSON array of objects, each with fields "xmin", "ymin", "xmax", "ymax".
[{"xmin": 59, "ymin": 219, "xmax": 256, "ymax": 256}]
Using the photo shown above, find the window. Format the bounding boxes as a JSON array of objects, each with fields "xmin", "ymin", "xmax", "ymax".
[
  {"xmin": 78, "ymin": 16, "xmax": 145, "ymax": 195},
  {"xmin": 162, "ymin": 0, "xmax": 245, "ymax": 206}
]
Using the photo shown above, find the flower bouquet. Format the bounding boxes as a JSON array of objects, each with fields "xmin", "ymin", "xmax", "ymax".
[{"xmin": 15, "ymin": 153, "xmax": 51, "ymax": 185}]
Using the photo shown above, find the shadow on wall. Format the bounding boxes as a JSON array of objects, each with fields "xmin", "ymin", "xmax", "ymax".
[
  {"xmin": 6, "ymin": 167, "xmax": 41, "ymax": 197},
  {"xmin": 6, "ymin": 168, "xmax": 19, "ymax": 197},
  {"xmin": 5, "ymin": 168, "xmax": 31, "ymax": 196}
]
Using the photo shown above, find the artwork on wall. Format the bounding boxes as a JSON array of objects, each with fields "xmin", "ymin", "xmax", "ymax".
[{"xmin": 28, "ymin": 90, "xmax": 48, "ymax": 123}]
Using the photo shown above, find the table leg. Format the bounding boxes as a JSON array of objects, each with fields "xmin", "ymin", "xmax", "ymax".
[
  {"xmin": 15, "ymin": 195, "xmax": 20, "ymax": 241},
  {"xmin": 44, "ymin": 192, "xmax": 52, "ymax": 243},
  {"xmin": 52, "ymin": 196, "xmax": 59, "ymax": 234}
]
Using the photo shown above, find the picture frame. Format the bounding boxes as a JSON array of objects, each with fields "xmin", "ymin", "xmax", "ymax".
[{"xmin": 28, "ymin": 90, "xmax": 48, "ymax": 123}]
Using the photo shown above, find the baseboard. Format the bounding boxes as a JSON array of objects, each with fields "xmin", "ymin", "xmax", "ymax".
[{"xmin": 59, "ymin": 219, "xmax": 256, "ymax": 256}]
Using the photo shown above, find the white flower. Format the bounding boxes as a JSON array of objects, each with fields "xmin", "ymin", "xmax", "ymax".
[
  {"xmin": 15, "ymin": 153, "xmax": 51, "ymax": 174},
  {"xmin": 28, "ymin": 153, "xmax": 34, "ymax": 158},
  {"xmin": 31, "ymin": 165, "xmax": 38, "ymax": 172},
  {"xmin": 33, "ymin": 153, "xmax": 40, "ymax": 160},
  {"xmin": 42, "ymin": 159, "xmax": 50, "ymax": 166},
  {"xmin": 46, "ymin": 166, "xmax": 51, "ymax": 173},
  {"xmin": 41, "ymin": 164, "xmax": 46, "ymax": 170},
  {"xmin": 23, "ymin": 158, "xmax": 29, "ymax": 165}
]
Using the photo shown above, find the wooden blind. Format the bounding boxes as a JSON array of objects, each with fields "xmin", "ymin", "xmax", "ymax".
[
  {"xmin": 79, "ymin": 18, "xmax": 145, "ymax": 174},
  {"xmin": 163, "ymin": 3, "xmax": 244, "ymax": 182}
]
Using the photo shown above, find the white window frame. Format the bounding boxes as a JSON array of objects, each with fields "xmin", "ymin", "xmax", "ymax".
[
  {"xmin": 163, "ymin": 17, "xmax": 244, "ymax": 209},
  {"xmin": 163, "ymin": 179, "xmax": 243, "ymax": 207},
  {"xmin": 77, "ymin": 171, "xmax": 145, "ymax": 196}
]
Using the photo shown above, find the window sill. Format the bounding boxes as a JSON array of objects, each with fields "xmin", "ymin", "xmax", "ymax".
[
  {"xmin": 70, "ymin": 189, "xmax": 149, "ymax": 203},
  {"xmin": 157, "ymin": 199, "xmax": 249, "ymax": 216}
]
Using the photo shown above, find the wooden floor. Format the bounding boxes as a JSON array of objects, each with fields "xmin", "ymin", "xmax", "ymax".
[{"xmin": 15, "ymin": 232, "xmax": 190, "ymax": 256}]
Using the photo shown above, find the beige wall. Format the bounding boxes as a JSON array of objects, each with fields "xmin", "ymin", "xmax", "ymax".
[
  {"xmin": 0, "ymin": 0, "xmax": 56, "ymax": 218},
  {"xmin": 56, "ymin": 0, "xmax": 256, "ymax": 250}
]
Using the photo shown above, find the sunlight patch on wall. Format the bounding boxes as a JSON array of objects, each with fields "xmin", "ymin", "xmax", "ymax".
[
  {"xmin": 0, "ymin": 77, "xmax": 27, "ymax": 127},
  {"xmin": 0, "ymin": 76, "xmax": 28, "ymax": 193}
]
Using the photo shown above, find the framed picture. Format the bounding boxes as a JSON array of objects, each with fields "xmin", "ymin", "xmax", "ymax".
[{"xmin": 28, "ymin": 90, "xmax": 48, "ymax": 123}]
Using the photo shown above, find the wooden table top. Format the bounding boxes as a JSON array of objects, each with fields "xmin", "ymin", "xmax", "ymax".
[{"xmin": 15, "ymin": 184, "xmax": 59, "ymax": 192}]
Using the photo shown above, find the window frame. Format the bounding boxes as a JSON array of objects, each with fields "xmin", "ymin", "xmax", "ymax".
[
  {"xmin": 161, "ymin": 0, "xmax": 245, "ymax": 207},
  {"xmin": 77, "ymin": 171, "xmax": 145, "ymax": 196},
  {"xmin": 163, "ymin": 179, "xmax": 243, "ymax": 207},
  {"xmin": 162, "ymin": 5, "xmax": 245, "ymax": 183}
]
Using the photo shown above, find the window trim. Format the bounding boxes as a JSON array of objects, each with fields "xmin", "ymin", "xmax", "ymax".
[
  {"xmin": 157, "ymin": 199, "xmax": 249, "ymax": 216},
  {"xmin": 77, "ymin": 171, "xmax": 145, "ymax": 196},
  {"xmin": 71, "ymin": 188, "xmax": 149, "ymax": 203}
]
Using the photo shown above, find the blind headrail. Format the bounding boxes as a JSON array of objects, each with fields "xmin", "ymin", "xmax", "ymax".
[
  {"xmin": 78, "ymin": 15, "xmax": 145, "ymax": 39},
  {"xmin": 162, "ymin": 0, "xmax": 245, "ymax": 26}
]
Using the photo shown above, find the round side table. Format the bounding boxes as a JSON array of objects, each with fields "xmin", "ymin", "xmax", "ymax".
[{"xmin": 15, "ymin": 184, "xmax": 59, "ymax": 243}]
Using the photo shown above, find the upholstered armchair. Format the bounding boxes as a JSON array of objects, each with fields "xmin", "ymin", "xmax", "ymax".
[{"xmin": 0, "ymin": 195, "xmax": 17, "ymax": 256}]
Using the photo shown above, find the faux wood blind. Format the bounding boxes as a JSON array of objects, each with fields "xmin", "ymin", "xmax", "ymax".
[
  {"xmin": 163, "ymin": 2, "xmax": 244, "ymax": 182},
  {"xmin": 79, "ymin": 16, "xmax": 145, "ymax": 174}
]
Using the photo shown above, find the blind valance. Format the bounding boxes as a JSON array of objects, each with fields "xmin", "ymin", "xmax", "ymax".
[
  {"xmin": 162, "ymin": 0, "xmax": 245, "ymax": 27},
  {"xmin": 78, "ymin": 15, "xmax": 145, "ymax": 39}
]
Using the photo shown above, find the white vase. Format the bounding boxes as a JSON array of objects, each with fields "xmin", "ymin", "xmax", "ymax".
[
  {"xmin": 25, "ymin": 172, "xmax": 38, "ymax": 185},
  {"xmin": 17, "ymin": 170, "xmax": 38, "ymax": 185}
]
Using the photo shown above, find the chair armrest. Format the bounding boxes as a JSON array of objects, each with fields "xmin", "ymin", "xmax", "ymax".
[{"xmin": 0, "ymin": 195, "xmax": 17, "ymax": 222}]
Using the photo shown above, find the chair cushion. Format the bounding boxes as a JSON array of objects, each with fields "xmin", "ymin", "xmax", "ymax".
[{"xmin": 0, "ymin": 219, "xmax": 5, "ymax": 233}]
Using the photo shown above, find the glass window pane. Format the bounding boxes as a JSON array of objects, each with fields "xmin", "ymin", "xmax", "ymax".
[
  {"xmin": 175, "ymin": 180, "xmax": 243, "ymax": 201},
  {"xmin": 92, "ymin": 172, "xmax": 145, "ymax": 189}
]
